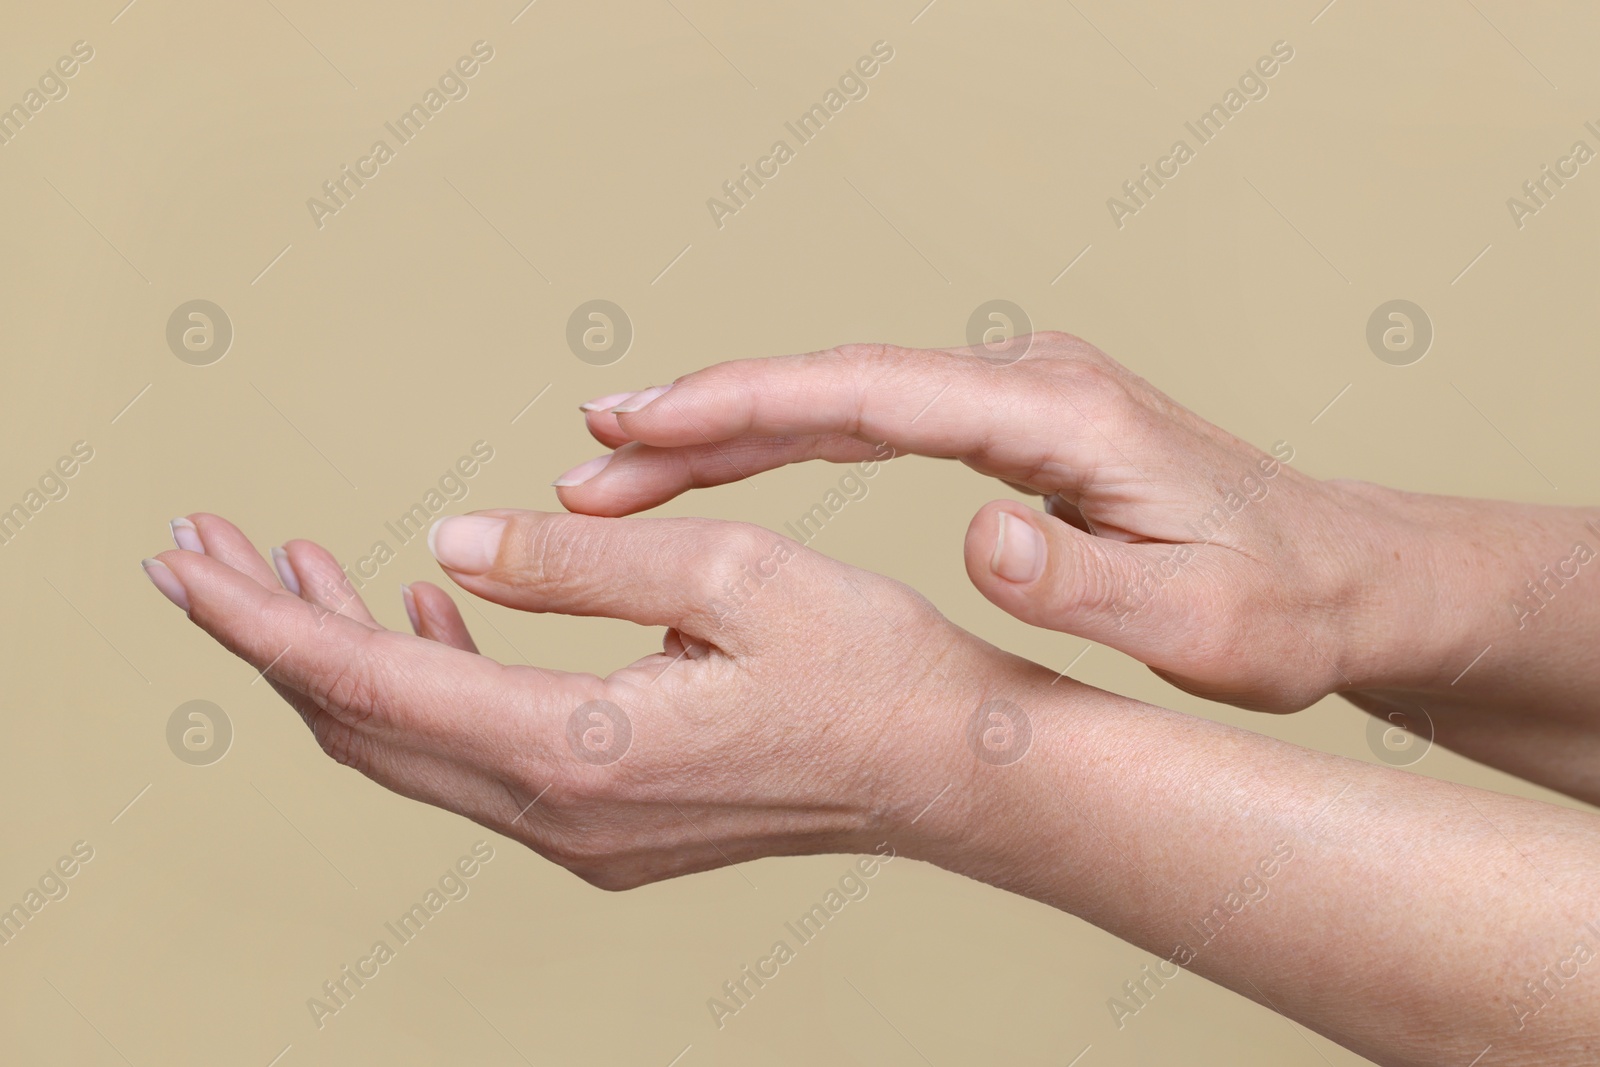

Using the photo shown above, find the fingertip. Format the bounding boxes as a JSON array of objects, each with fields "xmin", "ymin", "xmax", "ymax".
[
  {"xmin": 991, "ymin": 511, "xmax": 1047, "ymax": 584},
  {"xmin": 174, "ymin": 514, "xmax": 283, "ymax": 589},
  {"xmin": 271, "ymin": 546, "xmax": 301, "ymax": 595},
  {"xmin": 551, "ymin": 453, "xmax": 613, "ymax": 488},
  {"xmin": 429, "ymin": 515, "xmax": 505, "ymax": 575},
  {"xmin": 579, "ymin": 391, "xmax": 637, "ymax": 413},
  {"xmin": 551, "ymin": 486, "xmax": 638, "ymax": 518},
  {"xmin": 404, "ymin": 580, "xmax": 480, "ymax": 653},
  {"xmin": 609, "ymin": 383, "xmax": 707, "ymax": 446},
  {"xmin": 401, "ymin": 583, "xmax": 420, "ymax": 633},
  {"xmin": 963, "ymin": 501, "xmax": 1065, "ymax": 628},
  {"xmin": 406, "ymin": 579, "xmax": 451, "ymax": 624},
  {"xmin": 275, "ymin": 539, "xmax": 382, "ymax": 628},
  {"xmin": 141, "ymin": 556, "xmax": 190, "ymax": 613},
  {"xmin": 609, "ymin": 383, "xmax": 672, "ymax": 414},
  {"xmin": 169, "ymin": 517, "xmax": 204, "ymax": 554},
  {"xmin": 583, "ymin": 410, "xmax": 635, "ymax": 450},
  {"xmin": 965, "ymin": 501, "xmax": 1035, "ymax": 573}
]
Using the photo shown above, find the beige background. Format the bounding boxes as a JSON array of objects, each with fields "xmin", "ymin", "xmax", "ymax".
[{"xmin": 3, "ymin": 0, "xmax": 1597, "ymax": 1063}]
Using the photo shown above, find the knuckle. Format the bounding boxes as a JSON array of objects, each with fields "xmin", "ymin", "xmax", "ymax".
[
  {"xmin": 307, "ymin": 647, "xmax": 382, "ymax": 725},
  {"xmin": 1070, "ymin": 541, "xmax": 1124, "ymax": 615},
  {"xmin": 709, "ymin": 522, "xmax": 772, "ymax": 567},
  {"xmin": 876, "ymin": 574, "xmax": 942, "ymax": 626},
  {"xmin": 690, "ymin": 523, "xmax": 786, "ymax": 606},
  {"xmin": 830, "ymin": 341, "xmax": 893, "ymax": 365},
  {"xmin": 501, "ymin": 514, "xmax": 591, "ymax": 598},
  {"xmin": 1058, "ymin": 348, "xmax": 1114, "ymax": 387},
  {"xmin": 1035, "ymin": 329, "xmax": 1092, "ymax": 352},
  {"xmin": 1056, "ymin": 354, "xmax": 1130, "ymax": 415},
  {"xmin": 503, "ymin": 514, "xmax": 556, "ymax": 581},
  {"xmin": 261, "ymin": 591, "xmax": 318, "ymax": 644},
  {"xmin": 683, "ymin": 359, "xmax": 744, "ymax": 391},
  {"xmin": 852, "ymin": 572, "xmax": 951, "ymax": 652}
]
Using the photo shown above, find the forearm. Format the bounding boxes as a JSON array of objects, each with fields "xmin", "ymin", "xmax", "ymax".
[
  {"xmin": 906, "ymin": 668, "xmax": 1600, "ymax": 1066},
  {"xmin": 1329, "ymin": 481, "xmax": 1600, "ymax": 799}
]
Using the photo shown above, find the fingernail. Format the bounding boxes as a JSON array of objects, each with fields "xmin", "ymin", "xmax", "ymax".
[
  {"xmin": 580, "ymin": 392, "xmax": 636, "ymax": 413},
  {"xmin": 611, "ymin": 383, "xmax": 672, "ymax": 413},
  {"xmin": 270, "ymin": 546, "xmax": 301, "ymax": 595},
  {"xmin": 991, "ymin": 513, "xmax": 1045, "ymax": 583},
  {"xmin": 142, "ymin": 558, "xmax": 190, "ymax": 612},
  {"xmin": 552, "ymin": 453, "xmax": 613, "ymax": 487},
  {"xmin": 429, "ymin": 515, "xmax": 506, "ymax": 574},
  {"xmin": 400, "ymin": 584, "xmax": 420, "ymax": 633},
  {"xmin": 169, "ymin": 517, "xmax": 204, "ymax": 554}
]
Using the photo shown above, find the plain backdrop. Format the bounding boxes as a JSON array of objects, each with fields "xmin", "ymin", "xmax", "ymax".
[{"xmin": 2, "ymin": 1, "xmax": 1597, "ymax": 1063}]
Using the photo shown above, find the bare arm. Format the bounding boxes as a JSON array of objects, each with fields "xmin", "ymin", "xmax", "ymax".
[
  {"xmin": 911, "ymin": 669, "xmax": 1600, "ymax": 1065},
  {"xmin": 1329, "ymin": 482, "xmax": 1600, "ymax": 800},
  {"xmin": 147, "ymin": 511, "xmax": 1600, "ymax": 1066}
]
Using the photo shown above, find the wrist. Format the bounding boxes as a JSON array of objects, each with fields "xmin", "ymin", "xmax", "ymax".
[
  {"xmin": 873, "ymin": 640, "xmax": 1060, "ymax": 872},
  {"xmin": 1317, "ymin": 479, "xmax": 1548, "ymax": 695}
]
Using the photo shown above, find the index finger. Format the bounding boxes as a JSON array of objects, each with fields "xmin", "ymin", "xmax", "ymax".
[{"xmin": 592, "ymin": 339, "xmax": 1130, "ymax": 492}]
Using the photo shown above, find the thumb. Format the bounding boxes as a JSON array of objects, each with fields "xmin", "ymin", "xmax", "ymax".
[
  {"xmin": 427, "ymin": 509, "xmax": 794, "ymax": 654},
  {"xmin": 964, "ymin": 501, "xmax": 1186, "ymax": 653}
]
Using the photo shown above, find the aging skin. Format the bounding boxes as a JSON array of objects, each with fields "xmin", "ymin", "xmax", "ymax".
[
  {"xmin": 146, "ymin": 335, "xmax": 1600, "ymax": 1066},
  {"xmin": 564, "ymin": 334, "xmax": 1600, "ymax": 803}
]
